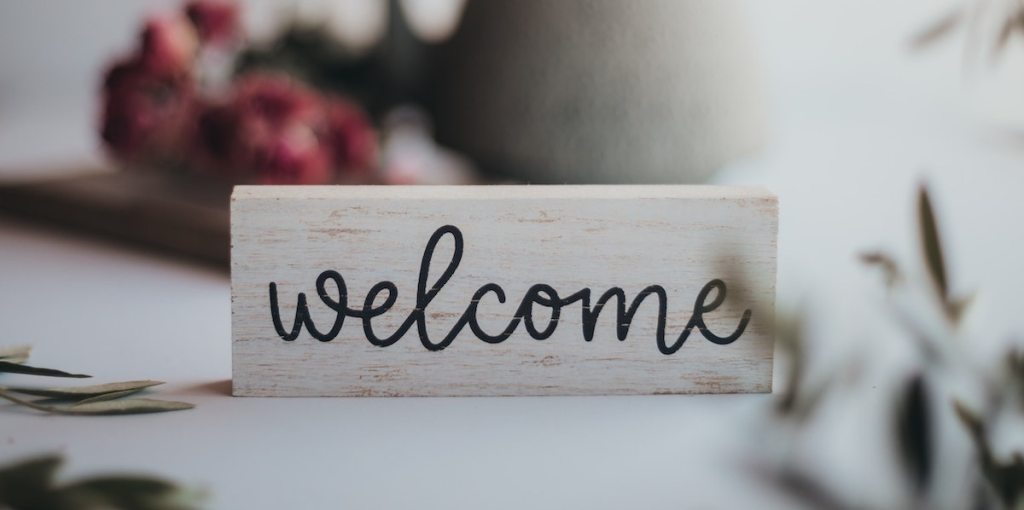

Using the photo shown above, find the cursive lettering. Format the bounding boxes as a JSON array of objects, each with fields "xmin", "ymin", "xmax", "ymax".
[{"xmin": 268, "ymin": 225, "xmax": 752, "ymax": 354}]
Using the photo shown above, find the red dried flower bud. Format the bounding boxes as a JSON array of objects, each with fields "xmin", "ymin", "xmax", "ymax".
[
  {"xmin": 100, "ymin": 57, "xmax": 195, "ymax": 162},
  {"xmin": 194, "ymin": 74, "xmax": 332, "ymax": 184},
  {"xmin": 139, "ymin": 14, "xmax": 198, "ymax": 76},
  {"xmin": 185, "ymin": 0, "xmax": 240, "ymax": 45},
  {"xmin": 324, "ymin": 96, "xmax": 378, "ymax": 172}
]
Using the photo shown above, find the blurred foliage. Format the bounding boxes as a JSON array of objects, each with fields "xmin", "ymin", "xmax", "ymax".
[
  {"xmin": 234, "ymin": 11, "xmax": 425, "ymax": 120},
  {"xmin": 912, "ymin": 1, "xmax": 1024, "ymax": 61},
  {"xmin": 234, "ymin": 23, "xmax": 380, "ymax": 106},
  {"xmin": 896, "ymin": 374, "xmax": 933, "ymax": 495},
  {"xmin": 0, "ymin": 455, "xmax": 204, "ymax": 510},
  {"xmin": 766, "ymin": 184, "xmax": 1024, "ymax": 509}
]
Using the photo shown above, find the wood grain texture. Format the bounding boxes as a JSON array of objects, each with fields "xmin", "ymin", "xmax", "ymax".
[{"xmin": 231, "ymin": 185, "xmax": 777, "ymax": 396}]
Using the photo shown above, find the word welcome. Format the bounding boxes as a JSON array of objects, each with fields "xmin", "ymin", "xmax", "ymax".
[{"xmin": 268, "ymin": 225, "xmax": 752, "ymax": 355}]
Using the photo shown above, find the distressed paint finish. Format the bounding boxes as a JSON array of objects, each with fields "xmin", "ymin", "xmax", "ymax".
[{"xmin": 231, "ymin": 185, "xmax": 777, "ymax": 397}]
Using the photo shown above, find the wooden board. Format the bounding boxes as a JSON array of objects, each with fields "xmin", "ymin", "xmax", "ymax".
[
  {"xmin": 231, "ymin": 185, "xmax": 777, "ymax": 396},
  {"xmin": 0, "ymin": 170, "xmax": 230, "ymax": 267}
]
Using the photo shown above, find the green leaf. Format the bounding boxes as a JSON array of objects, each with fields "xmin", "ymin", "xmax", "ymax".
[
  {"xmin": 953, "ymin": 400, "xmax": 1024, "ymax": 507},
  {"xmin": 65, "ymin": 477, "xmax": 179, "ymax": 495},
  {"xmin": 988, "ymin": 454, "xmax": 1024, "ymax": 508},
  {"xmin": 60, "ymin": 477, "xmax": 201, "ymax": 510},
  {"xmin": 755, "ymin": 465, "xmax": 854, "ymax": 510},
  {"xmin": 896, "ymin": 374, "xmax": 933, "ymax": 494},
  {"xmin": 0, "ymin": 390, "xmax": 192, "ymax": 415},
  {"xmin": 4, "ymin": 380, "xmax": 163, "ymax": 400},
  {"xmin": 0, "ymin": 454, "xmax": 204, "ymax": 510},
  {"xmin": 954, "ymin": 399, "xmax": 992, "ymax": 469},
  {"xmin": 0, "ymin": 345, "xmax": 31, "ymax": 364},
  {"xmin": 0, "ymin": 455, "xmax": 62, "ymax": 509},
  {"xmin": 950, "ymin": 293, "xmax": 976, "ymax": 323},
  {"xmin": 57, "ymin": 398, "xmax": 194, "ymax": 415},
  {"xmin": 918, "ymin": 184, "xmax": 948, "ymax": 299},
  {"xmin": 0, "ymin": 360, "xmax": 90, "ymax": 378},
  {"xmin": 994, "ymin": 8, "xmax": 1024, "ymax": 57},
  {"xmin": 910, "ymin": 8, "xmax": 963, "ymax": 49},
  {"xmin": 0, "ymin": 454, "xmax": 61, "ymax": 490},
  {"xmin": 859, "ymin": 251, "xmax": 903, "ymax": 287},
  {"xmin": 74, "ymin": 388, "xmax": 147, "ymax": 405},
  {"xmin": 954, "ymin": 400, "xmax": 984, "ymax": 433}
]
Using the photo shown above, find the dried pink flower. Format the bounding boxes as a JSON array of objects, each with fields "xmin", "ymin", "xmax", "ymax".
[
  {"xmin": 324, "ymin": 96, "xmax": 378, "ymax": 173},
  {"xmin": 195, "ymin": 74, "xmax": 335, "ymax": 184},
  {"xmin": 139, "ymin": 14, "xmax": 199, "ymax": 76},
  {"xmin": 185, "ymin": 0, "xmax": 240, "ymax": 45},
  {"xmin": 100, "ymin": 57, "xmax": 196, "ymax": 162}
]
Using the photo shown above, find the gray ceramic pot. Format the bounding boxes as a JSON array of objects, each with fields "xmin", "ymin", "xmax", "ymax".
[{"xmin": 431, "ymin": 0, "xmax": 765, "ymax": 184}]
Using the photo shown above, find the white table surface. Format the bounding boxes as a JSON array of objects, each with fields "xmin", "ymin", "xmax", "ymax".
[
  {"xmin": 3, "ymin": 105, "xmax": 1023, "ymax": 510},
  {"xmin": 4, "ymin": 1, "xmax": 1024, "ymax": 508}
]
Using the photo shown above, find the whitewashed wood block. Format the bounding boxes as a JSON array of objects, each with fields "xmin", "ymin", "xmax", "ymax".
[{"xmin": 231, "ymin": 186, "xmax": 777, "ymax": 396}]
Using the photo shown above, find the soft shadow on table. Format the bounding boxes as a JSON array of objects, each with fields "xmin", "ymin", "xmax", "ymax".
[{"xmin": 182, "ymin": 379, "xmax": 232, "ymax": 396}]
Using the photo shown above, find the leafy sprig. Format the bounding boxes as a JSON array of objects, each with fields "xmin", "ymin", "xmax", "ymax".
[
  {"xmin": 0, "ymin": 346, "xmax": 193, "ymax": 416},
  {"xmin": 769, "ymin": 183, "xmax": 1024, "ymax": 509},
  {"xmin": 0, "ymin": 454, "xmax": 204, "ymax": 510}
]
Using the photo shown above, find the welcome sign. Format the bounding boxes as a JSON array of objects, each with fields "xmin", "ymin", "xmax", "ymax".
[{"xmin": 231, "ymin": 186, "xmax": 777, "ymax": 396}]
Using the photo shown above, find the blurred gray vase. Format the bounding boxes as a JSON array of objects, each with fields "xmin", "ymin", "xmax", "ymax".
[{"xmin": 430, "ymin": 0, "xmax": 765, "ymax": 184}]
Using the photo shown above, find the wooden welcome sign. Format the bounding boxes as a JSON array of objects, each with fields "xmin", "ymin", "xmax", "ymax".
[{"xmin": 231, "ymin": 186, "xmax": 777, "ymax": 396}]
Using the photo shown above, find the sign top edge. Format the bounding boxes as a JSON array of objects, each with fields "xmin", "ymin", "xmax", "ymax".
[{"xmin": 231, "ymin": 185, "xmax": 776, "ymax": 201}]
